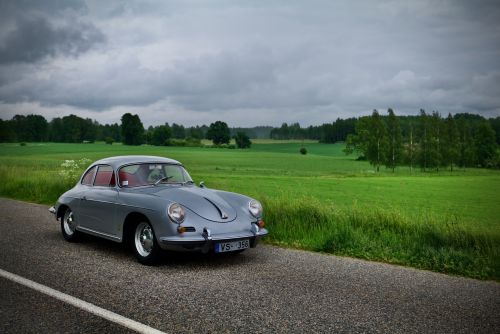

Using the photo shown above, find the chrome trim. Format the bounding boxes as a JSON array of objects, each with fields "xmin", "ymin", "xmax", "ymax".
[
  {"xmin": 160, "ymin": 229, "xmax": 268, "ymax": 244},
  {"xmin": 77, "ymin": 226, "xmax": 122, "ymax": 242},
  {"xmin": 203, "ymin": 197, "xmax": 228, "ymax": 220},
  {"xmin": 202, "ymin": 227, "xmax": 212, "ymax": 241},
  {"xmin": 251, "ymin": 223, "xmax": 259, "ymax": 235},
  {"xmin": 48, "ymin": 206, "xmax": 56, "ymax": 215}
]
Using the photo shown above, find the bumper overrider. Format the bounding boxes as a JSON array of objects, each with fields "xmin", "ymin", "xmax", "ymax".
[{"xmin": 159, "ymin": 223, "xmax": 268, "ymax": 253}]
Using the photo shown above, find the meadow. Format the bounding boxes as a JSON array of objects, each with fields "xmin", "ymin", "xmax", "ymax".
[{"xmin": 0, "ymin": 141, "xmax": 499, "ymax": 280}]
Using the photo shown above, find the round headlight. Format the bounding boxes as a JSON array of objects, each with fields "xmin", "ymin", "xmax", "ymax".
[
  {"xmin": 248, "ymin": 200, "xmax": 263, "ymax": 218},
  {"xmin": 168, "ymin": 203, "xmax": 185, "ymax": 224}
]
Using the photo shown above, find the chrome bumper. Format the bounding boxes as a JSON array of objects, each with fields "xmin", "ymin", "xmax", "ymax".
[
  {"xmin": 159, "ymin": 228, "xmax": 268, "ymax": 253},
  {"xmin": 48, "ymin": 206, "xmax": 56, "ymax": 215}
]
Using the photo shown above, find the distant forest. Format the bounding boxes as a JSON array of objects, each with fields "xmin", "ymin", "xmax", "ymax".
[{"xmin": 1, "ymin": 111, "xmax": 499, "ymax": 152}]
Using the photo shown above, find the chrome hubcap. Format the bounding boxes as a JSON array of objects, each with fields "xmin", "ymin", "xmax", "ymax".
[
  {"xmin": 135, "ymin": 222, "xmax": 154, "ymax": 257},
  {"xmin": 63, "ymin": 211, "xmax": 75, "ymax": 236}
]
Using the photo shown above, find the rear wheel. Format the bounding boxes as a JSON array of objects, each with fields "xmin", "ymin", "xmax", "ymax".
[
  {"xmin": 61, "ymin": 208, "xmax": 80, "ymax": 242},
  {"xmin": 133, "ymin": 222, "xmax": 160, "ymax": 265}
]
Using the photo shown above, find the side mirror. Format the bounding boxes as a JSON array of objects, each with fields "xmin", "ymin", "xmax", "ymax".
[{"xmin": 199, "ymin": 181, "xmax": 205, "ymax": 188}]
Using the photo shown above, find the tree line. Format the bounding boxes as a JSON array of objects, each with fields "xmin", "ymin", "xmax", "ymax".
[
  {"xmin": 344, "ymin": 109, "xmax": 499, "ymax": 170},
  {"xmin": 1, "ymin": 111, "xmax": 498, "ymax": 166},
  {"xmin": 269, "ymin": 118, "xmax": 356, "ymax": 143}
]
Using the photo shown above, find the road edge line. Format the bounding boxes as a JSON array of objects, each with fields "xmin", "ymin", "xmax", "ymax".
[{"xmin": 0, "ymin": 268, "xmax": 166, "ymax": 334}]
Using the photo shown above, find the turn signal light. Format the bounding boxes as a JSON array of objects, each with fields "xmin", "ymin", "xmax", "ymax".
[
  {"xmin": 257, "ymin": 220, "xmax": 265, "ymax": 228},
  {"xmin": 177, "ymin": 226, "xmax": 187, "ymax": 233}
]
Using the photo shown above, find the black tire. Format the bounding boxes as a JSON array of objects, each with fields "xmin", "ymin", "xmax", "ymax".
[
  {"xmin": 133, "ymin": 221, "xmax": 161, "ymax": 265},
  {"xmin": 61, "ymin": 208, "xmax": 80, "ymax": 242}
]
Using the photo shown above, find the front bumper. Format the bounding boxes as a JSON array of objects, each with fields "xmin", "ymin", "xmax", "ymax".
[
  {"xmin": 159, "ymin": 228, "xmax": 268, "ymax": 253},
  {"xmin": 49, "ymin": 206, "xmax": 56, "ymax": 215}
]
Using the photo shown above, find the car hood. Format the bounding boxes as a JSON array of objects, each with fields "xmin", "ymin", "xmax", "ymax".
[{"xmin": 142, "ymin": 186, "xmax": 237, "ymax": 222}]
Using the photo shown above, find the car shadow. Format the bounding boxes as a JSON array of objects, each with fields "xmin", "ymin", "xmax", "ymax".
[{"xmin": 51, "ymin": 230, "xmax": 256, "ymax": 269}]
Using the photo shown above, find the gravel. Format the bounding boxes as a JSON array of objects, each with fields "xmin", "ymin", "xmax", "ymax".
[{"xmin": 0, "ymin": 198, "xmax": 499, "ymax": 333}]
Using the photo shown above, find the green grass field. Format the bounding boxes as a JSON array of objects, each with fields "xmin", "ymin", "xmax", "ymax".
[{"xmin": 1, "ymin": 141, "xmax": 499, "ymax": 279}]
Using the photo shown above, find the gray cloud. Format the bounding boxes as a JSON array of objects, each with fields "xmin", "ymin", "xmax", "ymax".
[
  {"xmin": 0, "ymin": 0, "xmax": 104, "ymax": 64},
  {"xmin": 0, "ymin": 16, "xmax": 104, "ymax": 64},
  {"xmin": 0, "ymin": 0, "xmax": 499, "ymax": 126}
]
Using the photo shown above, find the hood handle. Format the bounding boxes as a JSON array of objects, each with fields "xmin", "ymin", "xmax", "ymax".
[{"xmin": 203, "ymin": 197, "xmax": 229, "ymax": 220}]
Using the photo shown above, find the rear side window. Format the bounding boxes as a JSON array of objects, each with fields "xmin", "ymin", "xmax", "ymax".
[
  {"xmin": 81, "ymin": 166, "xmax": 97, "ymax": 185},
  {"xmin": 94, "ymin": 165, "xmax": 115, "ymax": 187}
]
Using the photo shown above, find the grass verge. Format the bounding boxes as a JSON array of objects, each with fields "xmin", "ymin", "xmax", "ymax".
[{"xmin": 263, "ymin": 196, "xmax": 500, "ymax": 280}]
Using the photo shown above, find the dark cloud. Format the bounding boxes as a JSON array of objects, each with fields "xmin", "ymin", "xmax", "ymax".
[
  {"xmin": 0, "ymin": 16, "xmax": 104, "ymax": 64},
  {"xmin": 0, "ymin": 0, "xmax": 104, "ymax": 64}
]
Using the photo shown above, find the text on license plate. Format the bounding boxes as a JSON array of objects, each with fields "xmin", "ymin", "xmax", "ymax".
[{"xmin": 216, "ymin": 239, "xmax": 250, "ymax": 253}]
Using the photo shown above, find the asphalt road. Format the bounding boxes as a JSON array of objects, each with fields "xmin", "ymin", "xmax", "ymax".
[{"xmin": 0, "ymin": 198, "xmax": 499, "ymax": 333}]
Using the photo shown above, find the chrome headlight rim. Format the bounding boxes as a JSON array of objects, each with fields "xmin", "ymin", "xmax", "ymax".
[
  {"xmin": 167, "ymin": 202, "xmax": 185, "ymax": 224},
  {"xmin": 248, "ymin": 199, "xmax": 263, "ymax": 218}
]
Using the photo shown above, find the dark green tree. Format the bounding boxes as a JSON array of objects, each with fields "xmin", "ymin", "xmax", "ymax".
[
  {"xmin": 456, "ymin": 117, "xmax": 474, "ymax": 168},
  {"xmin": 429, "ymin": 111, "xmax": 442, "ymax": 171},
  {"xmin": 366, "ymin": 110, "xmax": 387, "ymax": 172},
  {"xmin": 442, "ymin": 113, "xmax": 459, "ymax": 171},
  {"xmin": 234, "ymin": 132, "xmax": 252, "ymax": 148},
  {"xmin": 343, "ymin": 116, "xmax": 370, "ymax": 159},
  {"xmin": 0, "ymin": 119, "xmax": 16, "ymax": 142},
  {"xmin": 417, "ymin": 109, "xmax": 432, "ymax": 171},
  {"xmin": 489, "ymin": 116, "xmax": 500, "ymax": 145},
  {"xmin": 171, "ymin": 123, "xmax": 186, "ymax": 139},
  {"xmin": 384, "ymin": 108, "xmax": 402, "ymax": 172},
  {"xmin": 187, "ymin": 126, "xmax": 204, "ymax": 140},
  {"xmin": 12, "ymin": 114, "xmax": 49, "ymax": 142},
  {"xmin": 206, "ymin": 121, "xmax": 230, "ymax": 145},
  {"xmin": 474, "ymin": 122, "xmax": 497, "ymax": 167},
  {"xmin": 151, "ymin": 125, "xmax": 172, "ymax": 146},
  {"xmin": 121, "ymin": 113, "xmax": 144, "ymax": 145},
  {"xmin": 405, "ymin": 122, "xmax": 416, "ymax": 173}
]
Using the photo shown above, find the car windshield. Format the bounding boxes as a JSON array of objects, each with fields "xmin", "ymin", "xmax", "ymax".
[{"xmin": 118, "ymin": 163, "xmax": 193, "ymax": 187}]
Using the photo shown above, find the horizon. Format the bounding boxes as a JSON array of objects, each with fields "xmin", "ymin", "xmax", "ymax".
[{"xmin": 0, "ymin": 109, "xmax": 495, "ymax": 129}]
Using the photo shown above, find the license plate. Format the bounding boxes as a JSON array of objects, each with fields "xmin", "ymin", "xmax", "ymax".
[{"xmin": 215, "ymin": 239, "xmax": 250, "ymax": 253}]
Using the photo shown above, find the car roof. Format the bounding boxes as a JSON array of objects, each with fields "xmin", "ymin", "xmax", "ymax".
[{"xmin": 92, "ymin": 155, "xmax": 182, "ymax": 169}]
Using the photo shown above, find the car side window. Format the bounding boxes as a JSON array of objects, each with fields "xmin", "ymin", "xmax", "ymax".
[
  {"xmin": 94, "ymin": 165, "xmax": 115, "ymax": 187},
  {"xmin": 81, "ymin": 166, "xmax": 97, "ymax": 185}
]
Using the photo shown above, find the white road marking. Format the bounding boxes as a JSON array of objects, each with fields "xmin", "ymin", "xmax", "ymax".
[{"xmin": 0, "ymin": 268, "xmax": 166, "ymax": 334}]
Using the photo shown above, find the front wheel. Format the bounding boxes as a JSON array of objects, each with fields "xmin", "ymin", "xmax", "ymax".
[
  {"xmin": 133, "ymin": 222, "xmax": 160, "ymax": 265},
  {"xmin": 61, "ymin": 208, "xmax": 80, "ymax": 242}
]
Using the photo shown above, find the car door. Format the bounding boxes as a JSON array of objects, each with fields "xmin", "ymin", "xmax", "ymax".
[{"xmin": 78, "ymin": 165, "xmax": 119, "ymax": 238}]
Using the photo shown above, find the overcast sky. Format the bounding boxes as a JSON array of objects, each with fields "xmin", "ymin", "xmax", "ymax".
[{"xmin": 0, "ymin": 0, "xmax": 499, "ymax": 127}]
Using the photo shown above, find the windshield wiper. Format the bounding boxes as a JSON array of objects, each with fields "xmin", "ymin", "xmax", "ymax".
[{"xmin": 154, "ymin": 176, "xmax": 173, "ymax": 185}]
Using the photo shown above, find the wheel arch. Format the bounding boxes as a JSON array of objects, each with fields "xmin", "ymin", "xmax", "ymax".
[
  {"xmin": 122, "ymin": 212, "xmax": 151, "ymax": 244},
  {"xmin": 56, "ymin": 204, "xmax": 69, "ymax": 220}
]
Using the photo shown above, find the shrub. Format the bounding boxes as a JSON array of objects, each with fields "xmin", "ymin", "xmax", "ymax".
[
  {"xmin": 234, "ymin": 132, "xmax": 252, "ymax": 149},
  {"xmin": 19, "ymin": 142, "xmax": 27, "ymax": 146},
  {"xmin": 300, "ymin": 147, "xmax": 307, "ymax": 155},
  {"xmin": 104, "ymin": 137, "xmax": 114, "ymax": 145}
]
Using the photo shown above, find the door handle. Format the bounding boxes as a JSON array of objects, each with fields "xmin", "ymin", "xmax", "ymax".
[{"xmin": 81, "ymin": 196, "xmax": 87, "ymax": 200}]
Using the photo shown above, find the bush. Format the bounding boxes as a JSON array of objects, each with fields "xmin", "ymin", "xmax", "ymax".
[
  {"xmin": 19, "ymin": 142, "xmax": 26, "ymax": 146},
  {"xmin": 104, "ymin": 137, "xmax": 114, "ymax": 145},
  {"xmin": 300, "ymin": 147, "xmax": 307, "ymax": 155},
  {"xmin": 234, "ymin": 132, "xmax": 252, "ymax": 149},
  {"xmin": 165, "ymin": 138, "xmax": 202, "ymax": 147}
]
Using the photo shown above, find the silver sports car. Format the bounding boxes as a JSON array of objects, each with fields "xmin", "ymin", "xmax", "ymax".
[{"xmin": 49, "ymin": 155, "xmax": 268, "ymax": 264}]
